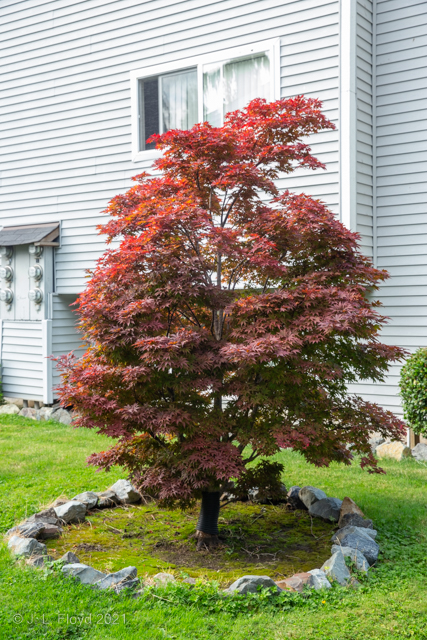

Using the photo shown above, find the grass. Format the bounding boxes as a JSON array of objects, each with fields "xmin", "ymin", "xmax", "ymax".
[{"xmin": 0, "ymin": 414, "xmax": 427, "ymax": 639}]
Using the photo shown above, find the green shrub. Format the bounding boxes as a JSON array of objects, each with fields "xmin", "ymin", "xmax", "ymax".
[{"xmin": 399, "ymin": 347, "xmax": 427, "ymax": 436}]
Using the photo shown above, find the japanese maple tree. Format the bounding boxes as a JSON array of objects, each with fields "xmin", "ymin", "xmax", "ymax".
[{"xmin": 58, "ymin": 97, "xmax": 406, "ymax": 548}]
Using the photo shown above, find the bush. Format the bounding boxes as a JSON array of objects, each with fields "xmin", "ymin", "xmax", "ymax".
[{"xmin": 400, "ymin": 348, "xmax": 427, "ymax": 436}]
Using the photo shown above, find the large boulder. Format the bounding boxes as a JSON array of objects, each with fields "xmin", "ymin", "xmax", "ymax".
[
  {"xmin": 286, "ymin": 486, "xmax": 305, "ymax": 510},
  {"xmin": 96, "ymin": 566, "xmax": 138, "ymax": 590},
  {"xmin": 307, "ymin": 569, "xmax": 332, "ymax": 590},
  {"xmin": 96, "ymin": 490, "xmax": 120, "ymax": 509},
  {"xmin": 321, "ymin": 551, "xmax": 351, "ymax": 586},
  {"xmin": 37, "ymin": 407, "xmax": 54, "ymax": 421},
  {"xmin": 8, "ymin": 536, "xmax": 47, "ymax": 558},
  {"xmin": 412, "ymin": 443, "xmax": 427, "ymax": 462},
  {"xmin": 332, "ymin": 525, "xmax": 377, "ymax": 542},
  {"xmin": 54, "ymin": 500, "xmax": 86, "ymax": 524},
  {"xmin": 226, "ymin": 575, "xmax": 281, "ymax": 595},
  {"xmin": 276, "ymin": 572, "xmax": 314, "ymax": 592},
  {"xmin": 51, "ymin": 408, "xmax": 72, "ymax": 425},
  {"xmin": 39, "ymin": 524, "xmax": 62, "ymax": 540},
  {"xmin": 26, "ymin": 507, "xmax": 60, "ymax": 526},
  {"xmin": 7, "ymin": 522, "xmax": 46, "ymax": 539},
  {"xmin": 331, "ymin": 545, "xmax": 369, "ymax": 572},
  {"xmin": 19, "ymin": 407, "xmax": 37, "ymax": 419},
  {"xmin": 109, "ymin": 479, "xmax": 141, "ymax": 504},
  {"xmin": 331, "ymin": 530, "xmax": 379, "ymax": 566},
  {"xmin": 115, "ymin": 578, "xmax": 140, "ymax": 594},
  {"xmin": 27, "ymin": 554, "xmax": 54, "ymax": 568},
  {"xmin": 0, "ymin": 404, "xmax": 20, "ymax": 415},
  {"xmin": 62, "ymin": 563, "xmax": 106, "ymax": 585},
  {"xmin": 338, "ymin": 513, "xmax": 373, "ymax": 530},
  {"xmin": 376, "ymin": 441, "xmax": 411, "ymax": 461},
  {"xmin": 58, "ymin": 551, "xmax": 80, "ymax": 564},
  {"xmin": 338, "ymin": 496, "xmax": 365, "ymax": 525},
  {"xmin": 71, "ymin": 491, "xmax": 99, "ymax": 510},
  {"xmin": 299, "ymin": 486, "xmax": 327, "ymax": 509},
  {"xmin": 308, "ymin": 497, "xmax": 342, "ymax": 523}
]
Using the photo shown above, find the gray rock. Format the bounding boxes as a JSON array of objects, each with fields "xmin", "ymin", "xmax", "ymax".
[
  {"xmin": 332, "ymin": 525, "xmax": 377, "ymax": 542},
  {"xmin": 286, "ymin": 486, "xmax": 306, "ymax": 510},
  {"xmin": 8, "ymin": 536, "xmax": 47, "ymax": 558},
  {"xmin": 37, "ymin": 407, "xmax": 54, "ymax": 421},
  {"xmin": 152, "ymin": 572, "xmax": 176, "ymax": 585},
  {"xmin": 114, "ymin": 578, "xmax": 140, "ymax": 594},
  {"xmin": 62, "ymin": 563, "xmax": 106, "ymax": 585},
  {"xmin": 7, "ymin": 522, "xmax": 46, "ymax": 539},
  {"xmin": 331, "ymin": 532, "xmax": 379, "ymax": 565},
  {"xmin": 369, "ymin": 436, "xmax": 385, "ymax": 454},
  {"xmin": 338, "ymin": 513, "xmax": 373, "ymax": 530},
  {"xmin": 58, "ymin": 551, "xmax": 80, "ymax": 564},
  {"xmin": 54, "ymin": 500, "xmax": 86, "ymax": 524},
  {"xmin": 299, "ymin": 486, "xmax": 328, "ymax": 509},
  {"xmin": 96, "ymin": 566, "xmax": 137, "ymax": 590},
  {"xmin": 308, "ymin": 497, "xmax": 343, "ymax": 523},
  {"xmin": 183, "ymin": 577, "xmax": 197, "ymax": 586},
  {"xmin": 51, "ymin": 408, "xmax": 72, "ymax": 425},
  {"xmin": 307, "ymin": 568, "xmax": 332, "ymax": 590},
  {"xmin": 248, "ymin": 483, "xmax": 287, "ymax": 504},
  {"xmin": 26, "ymin": 508, "xmax": 60, "ymax": 526},
  {"xmin": 331, "ymin": 545, "xmax": 369, "ymax": 572},
  {"xmin": 226, "ymin": 575, "xmax": 281, "ymax": 595},
  {"xmin": 0, "ymin": 403, "xmax": 20, "ymax": 415},
  {"xmin": 39, "ymin": 524, "xmax": 62, "ymax": 540},
  {"xmin": 321, "ymin": 551, "xmax": 351, "ymax": 586},
  {"xmin": 412, "ymin": 443, "xmax": 427, "ymax": 462},
  {"xmin": 27, "ymin": 554, "xmax": 54, "ymax": 568},
  {"xmin": 96, "ymin": 490, "xmax": 120, "ymax": 508},
  {"xmin": 19, "ymin": 407, "xmax": 37, "ymax": 419},
  {"xmin": 71, "ymin": 491, "xmax": 99, "ymax": 510},
  {"xmin": 109, "ymin": 479, "xmax": 141, "ymax": 504}
]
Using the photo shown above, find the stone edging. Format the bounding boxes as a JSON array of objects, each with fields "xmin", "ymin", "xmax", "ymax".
[{"xmin": 4, "ymin": 479, "xmax": 380, "ymax": 597}]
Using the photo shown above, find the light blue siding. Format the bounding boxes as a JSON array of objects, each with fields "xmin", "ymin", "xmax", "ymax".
[
  {"xmin": 0, "ymin": 0, "xmax": 340, "ymax": 294},
  {"xmin": 354, "ymin": 0, "xmax": 427, "ymax": 415}
]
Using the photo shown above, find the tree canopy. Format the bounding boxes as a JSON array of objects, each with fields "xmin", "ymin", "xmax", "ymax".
[{"xmin": 58, "ymin": 97, "xmax": 406, "ymax": 541}]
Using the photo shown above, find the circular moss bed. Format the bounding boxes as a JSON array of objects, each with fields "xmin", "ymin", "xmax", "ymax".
[{"xmin": 45, "ymin": 501, "xmax": 335, "ymax": 585}]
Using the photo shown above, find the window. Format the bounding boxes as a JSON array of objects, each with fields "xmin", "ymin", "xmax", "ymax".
[
  {"xmin": 203, "ymin": 54, "xmax": 270, "ymax": 127},
  {"xmin": 131, "ymin": 40, "xmax": 279, "ymax": 160},
  {"xmin": 139, "ymin": 68, "xmax": 198, "ymax": 150}
]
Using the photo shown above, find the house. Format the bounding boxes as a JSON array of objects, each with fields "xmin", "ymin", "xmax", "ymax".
[{"xmin": 0, "ymin": 1, "xmax": 425, "ymax": 428}]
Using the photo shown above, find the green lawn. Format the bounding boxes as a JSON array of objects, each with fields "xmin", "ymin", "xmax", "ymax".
[{"xmin": 0, "ymin": 414, "xmax": 427, "ymax": 640}]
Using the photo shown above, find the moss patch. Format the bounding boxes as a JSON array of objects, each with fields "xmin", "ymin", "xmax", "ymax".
[{"xmin": 46, "ymin": 501, "xmax": 335, "ymax": 585}]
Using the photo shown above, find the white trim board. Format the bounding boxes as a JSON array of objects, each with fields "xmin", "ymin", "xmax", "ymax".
[{"xmin": 339, "ymin": 0, "xmax": 357, "ymax": 232}]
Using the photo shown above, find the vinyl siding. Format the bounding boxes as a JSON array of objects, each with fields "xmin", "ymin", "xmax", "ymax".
[
  {"xmin": 0, "ymin": 0, "xmax": 340, "ymax": 294},
  {"xmin": 51, "ymin": 295, "xmax": 86, "ymax": 394},
  {"xmin": 0, "ymin": 321, "xmax": 44, "ymax": 400},
  {"xmin": 363, "ymin": 0, "xmax": 427, "ymax": 415}
]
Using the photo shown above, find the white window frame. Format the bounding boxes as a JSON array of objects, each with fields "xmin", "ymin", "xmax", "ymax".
[{"xmin": 130, "ymin": 39, "xmax": 281, "ymax": 163}]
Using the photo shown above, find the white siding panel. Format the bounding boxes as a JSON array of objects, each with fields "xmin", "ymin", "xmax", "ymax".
[
  {"xmin": 0, "ymin": 0, "xmax": 340, "ymax": 294},
  {"xmin": 1, "ymin": 321, "xmax": 44, "ymax": 400}
]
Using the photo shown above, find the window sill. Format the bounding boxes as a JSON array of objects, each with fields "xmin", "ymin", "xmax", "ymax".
[{"xmin": 132, "ymin": 149, "xmax": 162, "ymax": 163}]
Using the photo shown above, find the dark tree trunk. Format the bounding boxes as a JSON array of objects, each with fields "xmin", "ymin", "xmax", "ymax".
[{"xmin": 195, "ymin": 491, "xmax": 221, "ymax": 550}]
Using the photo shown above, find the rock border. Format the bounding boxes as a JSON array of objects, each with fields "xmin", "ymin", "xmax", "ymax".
[{"xmin": 4, "ymin": 478, "xmax": 380, "ymax": 597}]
